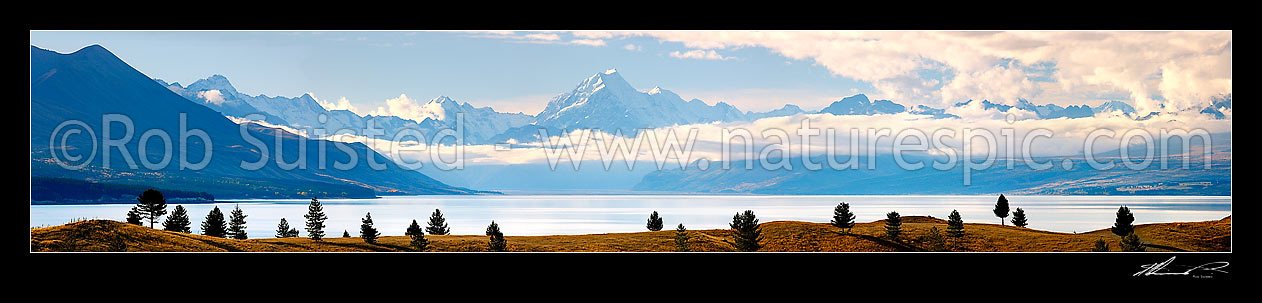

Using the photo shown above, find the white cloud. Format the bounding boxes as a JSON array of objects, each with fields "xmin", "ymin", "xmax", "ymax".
[
  {"xmin": 586, "ymin": 30, "xmax": 1230, "ymax": 113},
  {"xmin": 524, "ymin": 33, "xmax": 561, "ymax": 41},
  {"xmin": 569, "ymin": 39, "xmax": 606, "ymax": 47},
  {"xmin": 196, "ymin": 89, "xmax": 226, "ymax": 105},
  {"xmin": 938, "ymin": 62, "xmax": 1040, "ymax": 106},
  {"xmin": 677, "ymin": 88, "xmax": 844, "ymax": 112},
  {"xmin": 457, "ymin": 31, "xmax": 605, "ymax": 47},
  {"xmin": 572, "ymin": 31, "xmax": 615, "ymax": 39},
  {"xmin": 349, "ymin": 111, "xmax": 1230, "ymax": 167},
  {"xmin": 623, "ymin": 44, "xmax": 642, "ymax": 51},
  {"xmin": 317, "ymin": 96, "xmax": 363, "ymax": 115},
  {"xmin": 669, "ymin": 49, "xmax": 735, "ymax": 61},
  {"xmin": 371, "ymin": 94, "xmax": 427, "ymax": 121}
]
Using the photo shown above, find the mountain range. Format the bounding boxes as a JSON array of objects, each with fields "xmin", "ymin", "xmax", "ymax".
[
  {"xmin": 157, "ymin": 76, "xmax": 533, "ymax": 144},
  {"xmin": 31, "ymin": 44, "xmax": 1231, "ymax": 196},
  {"xmin": 167, "ymin": 67, "xmax": 1225, "ymax": 146},
  {"xmin": 31, "ymin": 45, "xmax": 477, "ymax": 198}
]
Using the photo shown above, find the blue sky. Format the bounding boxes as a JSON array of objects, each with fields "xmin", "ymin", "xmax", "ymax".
[{"xmin": 29, "ymin": 31, "xmax": 871, "ymax": 114}]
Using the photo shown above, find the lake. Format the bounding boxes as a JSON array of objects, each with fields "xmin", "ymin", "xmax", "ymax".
[{"xmin": 30, "ymin": 195, "xmax": 1231, "ymax": 238}]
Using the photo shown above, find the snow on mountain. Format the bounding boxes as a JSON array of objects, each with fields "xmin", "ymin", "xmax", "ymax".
[
  {"xmin": 1093, "ymin": 100, "xmax": 1138, "ymax": 117},
  {"xmin": 163, "ymin": 75, "xmax": 364, "ymax": 132},
  {"xmin": 156, "ymin": 76, "xmax": 290, "ymax": 126},
  {"xmin": 524, "ymin": 69, "xmax": 751, "ymax": 138},
  {"xmin": 952, "ymin": 98, "xmax": 1096, "ymax": 119},
  {"xmin": 408, "ymin": 96, "xmax": 534, "ymax": 142},
  {"xmin": 165, "ymin": 75, "xmax": 531, "ymax": 144},
  {"xmin": 1012, "ymin": 99, "xmax": 1094, "ymax": 119},
  {"xmin": 166, "ymin": 70, "xmax": 1226, "ymax": 148}
]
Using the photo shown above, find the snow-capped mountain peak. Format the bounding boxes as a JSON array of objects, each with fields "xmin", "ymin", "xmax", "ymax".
[
  {"xmin": 520, "ymin": 69, "xmax": 757, "ymax": 140},
  {"xmin": 1094, "ymin": 100, "xmax": 1137, "ymax": 117},
  {"xmin": 185, "ymin": 74, "xmax": 240, "ymax": 95},
  {"xmin": 577, "ymin": 69, "xmax": 635, "ymax": 95},
  {"xmin": 430, "ymin": 95, "xmax": 456, "ymax": 104}
]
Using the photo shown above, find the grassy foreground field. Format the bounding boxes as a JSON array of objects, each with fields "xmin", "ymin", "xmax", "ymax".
[{"xmin": 31, "ymin": 216, "xmax": 1230, "ymax": 252}]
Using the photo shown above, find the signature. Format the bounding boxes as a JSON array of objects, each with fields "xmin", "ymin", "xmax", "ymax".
[{"xmin": 1134, "ymin": 256, "xmax": 1229, "ymax": 277}]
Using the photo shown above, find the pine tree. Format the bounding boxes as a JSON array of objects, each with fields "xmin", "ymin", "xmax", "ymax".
[
  {"xmin": 276, "ymin": 218, "xmax": 293, "ymax": 238},
  {"xmin": 831, "ymin": 202, "xmax": 856, "ymax": 233},
  {"xmin": 425, "ymin": 209, "xmax": 451, "ymax": 235},
  {"xmin": 125, "ymin": 205, "xmax": 143, "ymax": 225},
  {"xmin": 343, "ymin": 230, "xmax": 350, "ymax": 238},
  {"xmin": 919, "ymin": 226, "xmax": 947, "ymax": 251},
  {"xmin": 407, "ymin": 220, "xmax": 428, "ymax": 251},
  {"xmin": 162, "ymin": 205, "xmax": 192, "ymax": 233},
  {"xmin": 486, "ymin": 221, "xmax": 507, "ymax": 252},
  {"xmin": 884, "ymin": 211, "xmax": 903, "ymax": 240},
  {"xmin": 227, "ymin": 204, "xmax": 248, "ymax": 239},
  {"xmin": 1010, "ymin": 207, "xmax": 1029, "ymax": 227},
  {"xmin": 993, "ymin": 194, "xmax": 1010, "ymax": 226},
  {"xmin": 410, "ymin": 233, "xmax": 429, "ymax": 252},
  {"xmin": 946, "ymin": 209, "xmax": 965, "ymax": 240},
  {"xmin": 1120, "ymin": 232, "xmax": 1144, "ymax": 252},
  {"xmin": 1091, "ymin": 238, "xmax": 1110, "ymax": 252},
  {"xmin": 136, "ymin": 189, "xmax": 168, "ymax": 228},
  {"xmin": 728, "ymin": 210, "xmax": 762, "ymax": 252},
  {"xmin": 200, "ymin": 206, "xmax": 228, "ymax": 238},
  {"xmin": 646, "ymin": 211, "xmax": 664, "ymax": 231},
  {"xmin": 304, "ymin": 197, "xmax": 328, "ymax": 241},
  {"xmin": 1111, "ymin": 206, "xmax": 1135, "ymax": 237},
  {"xmin": 674, "ymin": 223, "xmax": 689, "ymax": 252},
  {"xmin": 360, "ymin": 212, "xmax": 380, "ymax": 244},
  {"xmin": 406, "ymin": 219, "xmax": 423, "ymax": 237}
]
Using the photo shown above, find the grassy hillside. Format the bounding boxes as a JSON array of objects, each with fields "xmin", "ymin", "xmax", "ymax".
[{"xmin": 30, "ymin": 216, "xmax": 1230, "ymax": 252}]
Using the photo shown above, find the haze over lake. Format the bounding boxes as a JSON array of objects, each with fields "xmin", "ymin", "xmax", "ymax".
[{"xmin": 30, "ymin": 195, "xmax": 1231, "ymax": 238}]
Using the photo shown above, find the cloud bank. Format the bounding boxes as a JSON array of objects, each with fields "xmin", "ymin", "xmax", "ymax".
[{"xmin": 570, "ymin": 31, "xmax": 1231, "ymax": 113}]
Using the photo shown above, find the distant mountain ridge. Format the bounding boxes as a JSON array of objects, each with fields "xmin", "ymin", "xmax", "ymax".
[
  {"xmin": 162, "ymin": 68, "xmax": 1224, "ymax": 146},
  {"xmin": 952, "ymin": 99, "xmax": 1095, "ymax": 119},
  {"xmin": 818, "ymin": 94, "xmax": 906, "ymax": 115},
  {"xmin": 1199, "ymin": 94, "xmax": 1232, "ymax": 119},
  {"xmin": 158, "ymin": 76, "xmax": 533, "ymax": 144},
  {"xmin": 1093, "ymin": 100, "xmax": 1137, "ymax": 116}
]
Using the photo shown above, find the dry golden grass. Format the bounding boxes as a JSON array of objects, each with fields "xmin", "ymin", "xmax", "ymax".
[{"xmin": 30, "ymin": 216, "xmax": 1230, "ymax": 252}]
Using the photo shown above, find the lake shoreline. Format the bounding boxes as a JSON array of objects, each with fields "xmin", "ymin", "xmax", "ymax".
[
  {"xmin": 31, "ymin": 216, "xmax": 1231, "ymax": 252},
  {"xmin": 31, "ymin": 195, "xmax": 1232, "ymax": 235}
]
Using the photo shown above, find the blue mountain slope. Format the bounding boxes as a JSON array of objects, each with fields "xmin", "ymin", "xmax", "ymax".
[{"xmin": 30, "ymin": 45, "xmax": 477, "ymax": 197}]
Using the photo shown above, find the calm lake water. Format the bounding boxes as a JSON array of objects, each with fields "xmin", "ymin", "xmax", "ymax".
[{"xmin": 30, "ymin": 195, "xmax": 1231, "ymax": 238}]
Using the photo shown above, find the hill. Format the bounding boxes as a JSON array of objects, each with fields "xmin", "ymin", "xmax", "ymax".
[
  {"xmin": 30, "ymin": 44, "xmax": 476, "ymax": 198},
  {"xmin": 31, "ymin": 216, "xmax": 1230, "ymax": 252}
]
